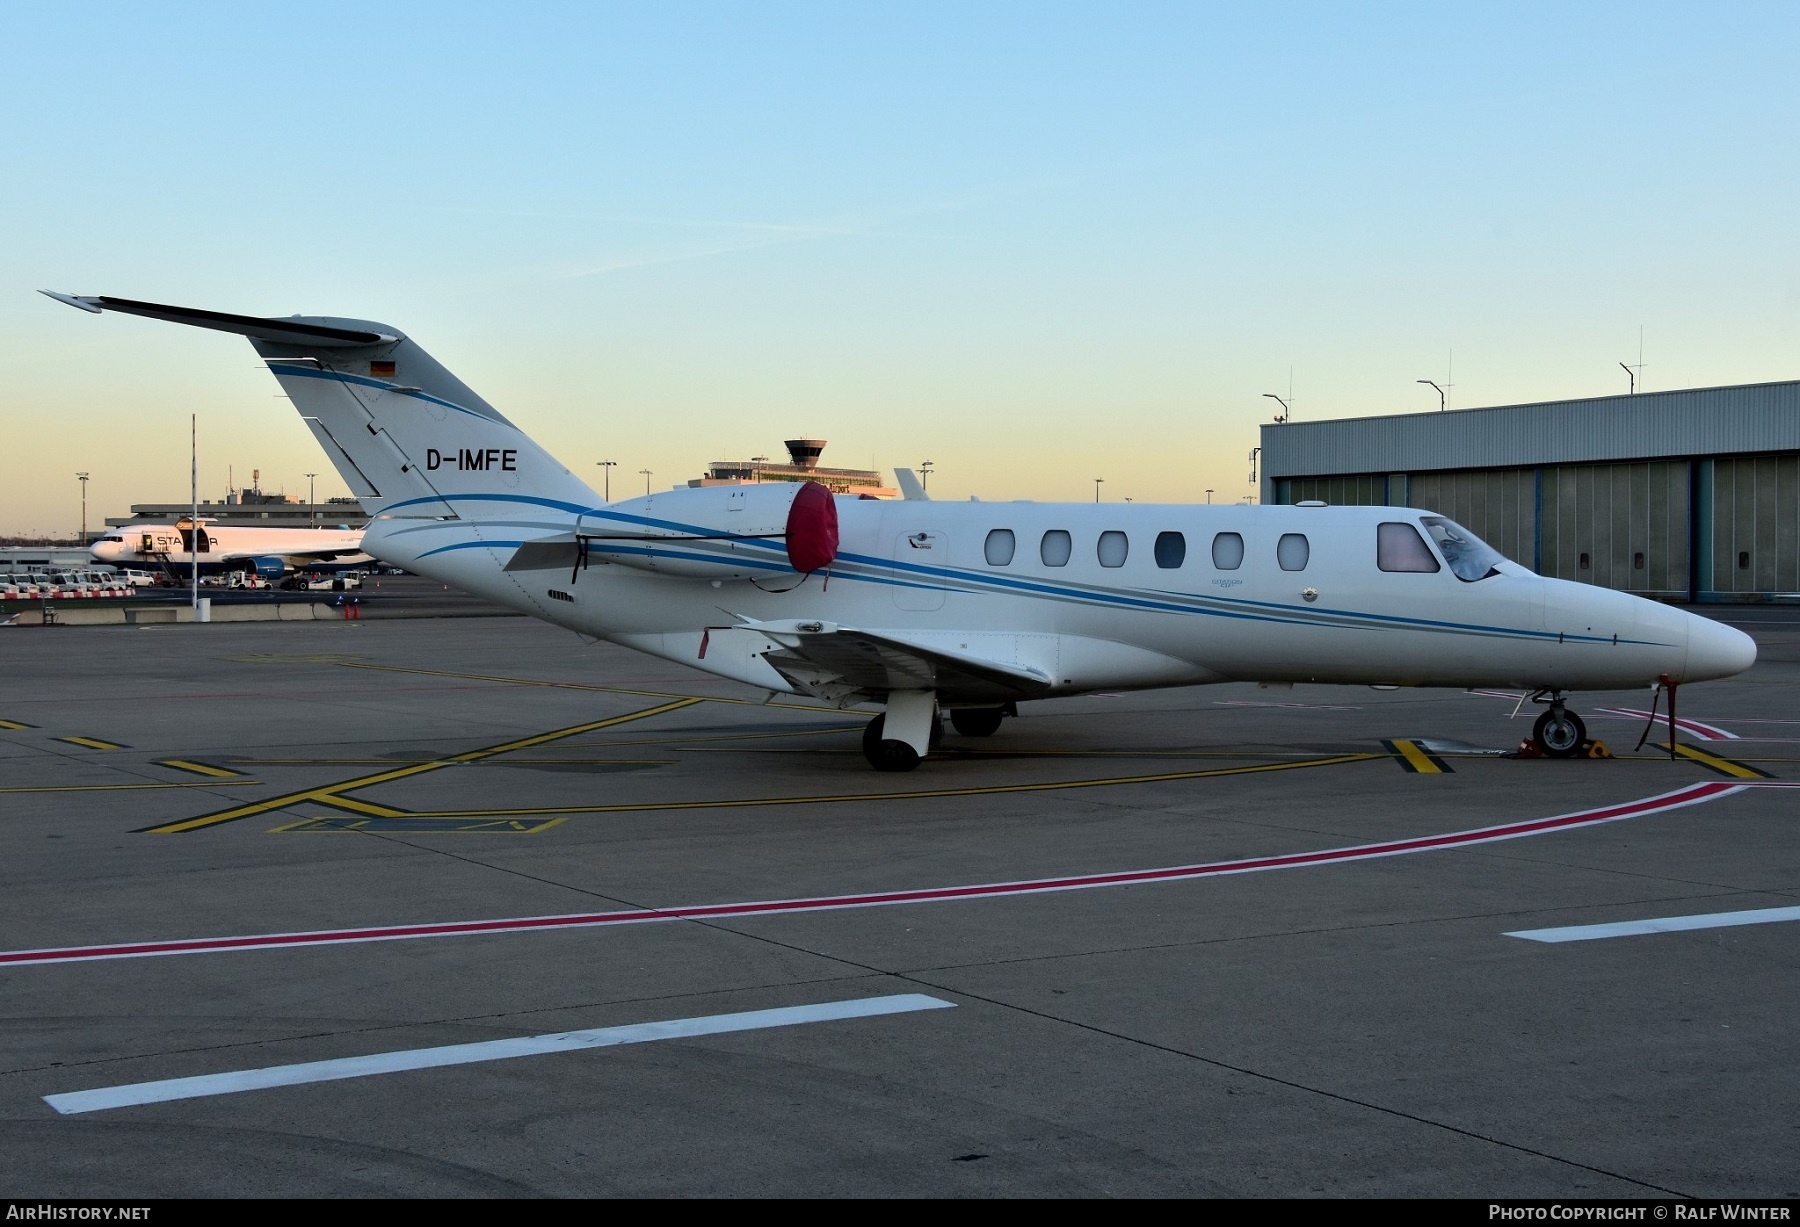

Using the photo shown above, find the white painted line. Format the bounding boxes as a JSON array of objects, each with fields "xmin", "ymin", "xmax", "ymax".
[
  {"xmin": 1507, "ymin": 905, "xmax": 1800, "ymax": 944},
  {"xmin": 44, "ymin": 993, "xmax": 953, "ymax": 1115}
]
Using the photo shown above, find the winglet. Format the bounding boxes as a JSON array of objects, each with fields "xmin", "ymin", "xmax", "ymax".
[{"xmin": 40, "ymin": 290, "xmax": 102, "ymax": 313}]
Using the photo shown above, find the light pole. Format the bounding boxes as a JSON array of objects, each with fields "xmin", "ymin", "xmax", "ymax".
[
  {"xmin": 919, "ymin": 460, "xmax": 934, "ymax": 493},
  {"xmin": 596, "ymin": 460, "xmax": 616, "ymax": 501},
  {"xmin": 1248, "ymin": 447, "xmax": 1261, "ymax": 504},
  {"xmin": 1263, "ymin": 393, "xmax": 1289, "ymax": 422},
  {"xmin": 1417, "ymin": 379, "xmax": 1445, "ymax": 411},
  {"xmin": 1619, "ymin": 362, "xmax": 1636, "ymax": 395},
  {"xmin": 305, "ymin": 472, "xmax": 317, "ymax": 527},
  {"xmin": 639, "ymin": 468, "xmax": 653, "ymax": 496},
  {"xmin": 1094, "ymin": 478, "xmax": 1104, "ymax": 503},
  {"xmin": 75, "ymin": 472, "xmax": 89, "ymax": 542}
]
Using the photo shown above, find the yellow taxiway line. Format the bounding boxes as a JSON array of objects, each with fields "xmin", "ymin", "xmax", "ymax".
[
  {"xmin": 140, "ymin": 697, "xmax": 704, "ymax": 834},
  {"xmin": 334, "ymin": 661, "xmax": 835, "ymax": 713},
  {"xmin": 379, "ymin": 752, "xmax": 1386, "ymax": 819},
  {"xmin": 0, "ymin": 781, "xmax": 261, "ymax": 795},
  {"xmin": 1669, "ymin": 742, "xmax": 1775, "ymax": 780}
]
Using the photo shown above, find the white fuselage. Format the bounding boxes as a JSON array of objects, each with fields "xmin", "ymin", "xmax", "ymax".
[
  {"xmin": 89, "ymin": 523, "xmax": 369, "ymax": 573},
  {"xmin": 363, "ymin": 496, "xmax": 1753, "ymax": 702}
]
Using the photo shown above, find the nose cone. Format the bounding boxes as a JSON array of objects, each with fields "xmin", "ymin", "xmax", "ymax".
[{"xmin": 1684, "ymin": 613, "xmax": 1757, "ymax": 682}]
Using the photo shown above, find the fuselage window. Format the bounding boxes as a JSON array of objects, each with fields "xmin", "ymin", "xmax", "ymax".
[
  {"xmin": 1154, "ymin": 531, "xmax": 1186, "ymax": 569},
  {"xmin": 1277, "ymin": 533, "xmax": 1310, "ymax": 571},
  {"xmin": 1420, "ymin": 516, "xmax": 1503, "ymax": 582},
  {"xmin": 984, "ymin": 529, "xmax": 1016, "ymax": 566},
  {"xmin": 1212, "ymin": 531, "xmax": 1244, "ymax": 570},
  {"xmin": 1040, "ymin": 529, "xmax": 1072, "ymax": 567},
  {"xmin": 1097, "ymin": 531, "xmax": 1128, "ymax": 568},
  {"xmin": 1377, "ymin": 522, "xmax": 1440, "ymax": 573}
]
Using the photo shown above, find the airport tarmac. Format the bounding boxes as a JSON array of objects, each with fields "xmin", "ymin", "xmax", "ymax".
[{"xmin": 0, "ymin": 610, "xmax": 1795, "ymax": 1198}]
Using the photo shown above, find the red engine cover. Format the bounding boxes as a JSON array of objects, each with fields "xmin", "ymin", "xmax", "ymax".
[{"xmin": 784, "ymin": 481, "xmax": 839, "ymax": 574}]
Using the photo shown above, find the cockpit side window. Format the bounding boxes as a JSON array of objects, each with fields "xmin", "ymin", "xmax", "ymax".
[
  {"xmin": 1377, "ymin": 522, "xmax": 1441, "ymax": 573},
  {"xmin": 1420, "ymin": 516, "xmax": 1504, "ymax": 582}
]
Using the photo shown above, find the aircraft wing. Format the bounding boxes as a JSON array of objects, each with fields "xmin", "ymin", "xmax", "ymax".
[{"xmin": 741, "ymin": 619, "xmax": 1053, "ymax": 705}]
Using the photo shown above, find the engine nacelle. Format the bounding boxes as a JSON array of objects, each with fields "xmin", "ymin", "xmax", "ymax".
[
  {"xmin": 587, "ymin": 481, "xmax": 839, "ymax": 581},
  {"xmin": 249, "ymin": 556, "xmax": 287, "ymax": 578}
]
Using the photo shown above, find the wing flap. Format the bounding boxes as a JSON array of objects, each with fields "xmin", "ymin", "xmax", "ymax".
[{"xmin": 754, "ymin": 623, "xmax": 1053, "ymax": 703}]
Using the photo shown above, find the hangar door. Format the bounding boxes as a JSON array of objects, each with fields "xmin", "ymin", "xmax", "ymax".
[
  {"xmin": 1538, "ymin": 461, "xmax": 1689, "ymax": 599},
  {"xmin": 1708, "ymin": 455, "xmax": 1800, "ymax": 596}
]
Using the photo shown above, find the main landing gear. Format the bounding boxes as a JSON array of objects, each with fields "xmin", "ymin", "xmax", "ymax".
[
  {"xmin": 1530, "ymin": 694, "xmax": 1587, "ymax": 758},
  {"xmin": 861, "ymin": 698, "xmax": 1016, "ymax": 771}
]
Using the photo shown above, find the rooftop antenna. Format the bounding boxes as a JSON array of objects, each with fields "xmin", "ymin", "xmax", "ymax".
[{"xmin": 1620, "ymin": 325, "xmax": 1645, "ymax": 394}]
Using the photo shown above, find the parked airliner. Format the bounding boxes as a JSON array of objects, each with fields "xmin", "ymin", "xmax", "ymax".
[
  {"xmin": 46, "ymin": 292, "xmax": 1756, "ymax": 770},
  {"xmin": 90, "ymin": 521, "xmax": 370, "ymax": 577}
]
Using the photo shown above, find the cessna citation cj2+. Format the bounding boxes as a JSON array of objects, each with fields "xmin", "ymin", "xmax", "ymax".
[{"xmin": 46, "ymin": 293, "xmax": 1756, "ymax": 771}]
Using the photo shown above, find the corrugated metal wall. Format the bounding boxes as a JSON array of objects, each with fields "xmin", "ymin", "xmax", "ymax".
[{"xmin": 1261, "ymin": 381, "xmax": 1800, "ymax": 479}]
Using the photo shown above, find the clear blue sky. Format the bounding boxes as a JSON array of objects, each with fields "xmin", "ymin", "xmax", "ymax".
[{"xmin": 4, "ymin": 1, "xmax": 1796, "ymax": 533}]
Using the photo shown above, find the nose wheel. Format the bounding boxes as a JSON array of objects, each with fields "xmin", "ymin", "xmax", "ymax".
[{"xmin": 1532, "ymin": 705, "xmax": 1587, "ymax": 758}]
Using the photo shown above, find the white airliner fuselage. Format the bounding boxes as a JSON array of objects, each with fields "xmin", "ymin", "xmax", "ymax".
[
  {"xmin": 49, "ymin": 293, "xmax": 1756, "ymax": 770},
  {"xmin": 90, "ymin": 522, "xmax": 369, "ymax": 576}
]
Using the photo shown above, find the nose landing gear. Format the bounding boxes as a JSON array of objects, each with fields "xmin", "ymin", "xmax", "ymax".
[{"xmin": 1531, "ymin": 702, "xmax": 1588, "ymax": 758}]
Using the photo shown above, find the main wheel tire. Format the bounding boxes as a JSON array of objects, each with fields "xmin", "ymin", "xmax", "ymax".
[
  {"xmin": 949, "ymin": 707, "xmax": 1005, "ymax": 737},
  {"xmin": 1532, "ymin": 708, "xmax": 1587, "ymax": 758},
  {"xmin": 862, "ymin": 715, "xmax": 926, "ymax": 771}
]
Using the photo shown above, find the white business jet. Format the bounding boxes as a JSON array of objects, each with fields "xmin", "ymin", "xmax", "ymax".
[
  {"xmin": 46, "ymin": 293, "xmax": 1756, "ymax": 771},
  {"xmin": 90, "ymin": 521, "xmax": 370, "ymax": 577}
]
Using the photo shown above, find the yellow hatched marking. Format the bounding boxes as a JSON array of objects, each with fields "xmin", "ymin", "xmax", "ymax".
[
  {"xmin": 57, "ymin": 737, "xmax": 127, "ymax": 751},
  {"xmin": 157, "ymin": 759, "xmax": 245, "ymax": 779},
  {"xmin": 1388, "ymin": 739, "xmax": 1450, "ymax": 774},
  {"xmin": 392, "ymin": 752, "xmax": 1384, "ymax": 819},
  {"xmin": 140, "ymin": 697, "xmax": 704, "ymax": 834},
  {"xmin": 1670, "ymin": 743, "xmax": 1774, "ymax": 780}
]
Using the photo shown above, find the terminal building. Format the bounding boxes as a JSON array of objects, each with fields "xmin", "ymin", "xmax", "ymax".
[
  {"xmin": 689, "ymin": 438, "xmax": 897, "ymax": 498},
  {"xmin": 1260, "ymin": 380, "xmax": 1800, "ymax": 602},
  {"xmin": 104, "ymin": 487, "xmax": 370, "ymax": 534}
]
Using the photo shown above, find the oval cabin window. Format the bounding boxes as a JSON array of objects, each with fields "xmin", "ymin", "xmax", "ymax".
[
  {"xmin": 1277, "ymin": 533, "xmax": 1310, "ymax": 571},
  {"xmin": 1041, "ymin": 530, "xmax": 1073, "ymax": 567},
  {"xmin": 1097, "ymin": 531, "xmax": 1128, "ymax": 568},
  {"xmin": 1212, "ymin": 532, "xmax": 1244, "ymax": 570},
  {"xmin": 1154, "ymin": 531, "xmax": 1186, "ymax": 569},
  {"xmin": 984, "ymin": 529, "xmax": 1016, "ymax": 566}
]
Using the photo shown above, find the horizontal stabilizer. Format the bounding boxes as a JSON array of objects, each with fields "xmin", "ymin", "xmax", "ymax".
[
  {"xmin": 39, "ymin": 292, "xmax": 398, "ymax": 347},
  {"xmin": 503, "ymin": 539, "xmax": 581, "ymax": 572}
]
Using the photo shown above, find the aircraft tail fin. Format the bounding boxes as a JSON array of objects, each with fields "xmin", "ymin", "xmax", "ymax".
[{"xmin": 42, "ymin": 292, "xmax": 601, "ymax": 521}]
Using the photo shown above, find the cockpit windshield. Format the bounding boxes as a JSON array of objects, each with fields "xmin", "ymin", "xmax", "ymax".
[{"xmin": 1419, "ymin": 516, "xmax": 1504, "ymax": 582}]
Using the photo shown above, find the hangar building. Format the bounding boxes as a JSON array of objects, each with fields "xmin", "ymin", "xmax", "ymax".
[{"xmin": 1260, "ymin": 380, "xmax": 1800, "ymax": 602}]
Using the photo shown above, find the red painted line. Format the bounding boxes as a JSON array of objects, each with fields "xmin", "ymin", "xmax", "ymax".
[
  {"xmin": 0, "ymin": 782, "xmax": 1744, "ymax": 968},
  {"xmin": 1597, "ymin": 707, "xmax": 1738, "ymax": 741}
]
